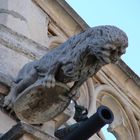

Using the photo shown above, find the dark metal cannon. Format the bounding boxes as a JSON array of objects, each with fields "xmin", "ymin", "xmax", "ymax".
[{"xmin": 55, "ymin": 105, "xmax": 114, "ymax": 140}]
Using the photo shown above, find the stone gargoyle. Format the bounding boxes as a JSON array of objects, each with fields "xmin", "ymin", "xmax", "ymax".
[{"xmin": 3, "ymin": 25, "xmax": 128, "ymax": 110}]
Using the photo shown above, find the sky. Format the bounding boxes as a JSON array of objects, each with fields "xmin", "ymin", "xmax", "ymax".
[{"xmin": 66, "ymin": 0, "xmax": 140, "ymax": 139}]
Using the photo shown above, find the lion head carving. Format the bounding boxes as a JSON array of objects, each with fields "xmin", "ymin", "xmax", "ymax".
[{"xmin": 85, "ymin": 25, "xmax": 128, "ymax": 64}]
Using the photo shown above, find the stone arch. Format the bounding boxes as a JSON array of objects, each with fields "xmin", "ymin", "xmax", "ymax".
[
  {"xmin": 92, "ymin": 84, "xmax": 140, "ymax": 140},
  {"xmin": 76, "ymin": 78, "xmax": 97, "ymax": 116}
]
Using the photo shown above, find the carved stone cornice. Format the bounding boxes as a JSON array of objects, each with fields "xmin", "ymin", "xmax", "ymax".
[
  {"xmin": 117, "ymin": 60, "xmax": 140, "ymax": 87},
  {"xmin": 33, "ymin": 0, "xmax": 89, "ymax": 37}
]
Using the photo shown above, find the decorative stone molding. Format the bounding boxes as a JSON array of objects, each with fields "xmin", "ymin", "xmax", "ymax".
[
  {"xmin": 0, "ymin": 122, "xmax": 56, "ymax": 140},
  {"xmin": 33, "ymin": 0, "xmax": 88, "ymax": 37},
  {"xmin": 0, "ymin": 24, "xmax": 49, "ymax": 77},
  {"xmin": 0, "ymin": 9, "xmax": 26, "ymax": 21},
  {"xmin": 0, "ymin": 24, "xmax": 48, "ymax": 59},
  {"xmin": 96, "ymin": 65, "xmax": 140, "ymax": 123},
  {"xmin": 93, "ymin": 84, "xmax": 140, "ymax": 140}
]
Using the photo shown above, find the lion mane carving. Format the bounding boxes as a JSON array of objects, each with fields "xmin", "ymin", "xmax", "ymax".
[{"xmin": 3, "ymin": 25, "xmax": 128, "ymax": 109}]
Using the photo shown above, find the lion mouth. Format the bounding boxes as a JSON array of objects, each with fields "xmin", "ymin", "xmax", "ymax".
[
  {"xmin": 102, "ymin": 57, "xmax": 111, "ymax": 63},
  {"xmin": 99, "ymin": 56, "xmax": 111, "ymax": 64},
  {"xmin": 95, "ymin": 51, "xmax": 111, "ymax": 64},
  {"xmin": 97, "ymin": 48, "xmax": 122, "ymax": 64}
]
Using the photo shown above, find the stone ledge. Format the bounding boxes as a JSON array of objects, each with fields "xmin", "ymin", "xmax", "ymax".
[
  {"xmin": 56, "ymin": 0, "xmax": 89, "ymax": 30},
  {"xmin": 33, "ymin": 0, "xmax": 89, "ymax": 37},
  {"xmin": 117, "ymin": 60, "xmax": 140, "ymax": 87},
  {"xmin": 0, "ymin": 122, "xmax": 56, "ymax": 140},
  {"xmin": 0, "ymin": 24, "xmax": 49, "ymax": 60}
]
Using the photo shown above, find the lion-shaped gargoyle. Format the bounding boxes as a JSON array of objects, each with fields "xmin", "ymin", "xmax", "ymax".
[{"xmin": 3, "ymin": 25, "xmax": 128, "ymax": 109}]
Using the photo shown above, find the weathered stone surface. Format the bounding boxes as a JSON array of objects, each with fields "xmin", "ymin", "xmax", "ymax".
[
  {"xmin": 0, "ymin": 24, "xmax": 49, "ymax": 77},
  {"xmin": 33, "ymin": 0, "xmax": 89, "ymax": 36},
  {"xmin": 0, "ymin": 24, "xmax": 49, "ymax": 58},
  {"xmin": 117, "ymin": 60, "xmax": 140, "ymax": 86},
  {"xmin": 19, "ymin": 134, "xmax": 37, "ymax": 140},
  {"xmin": 0, "ymin": 72, "xmax": 13, "ymax": 87},
  {"xmin": 93, "ymin": 84, "xmax": 140, "ymax": 140},
  {"xmin": 14, "ymin": 82, "xmax": 70, "ymax": 124},
  {"xmin": 0, "ymin": 122, "xmax": 55, "ymax": 140},
  {"xmin": 0, "ymin": 0, "xmax": 50, "ymax": 46}
]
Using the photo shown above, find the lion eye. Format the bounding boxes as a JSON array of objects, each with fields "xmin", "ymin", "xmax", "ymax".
[
  {"xmin": 117, "ymin": 46, "xmax": 126, "ymax": 55},
  {"xmin": 111, "ymin": 50, "xmax": 116, "ymax": 55}
]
